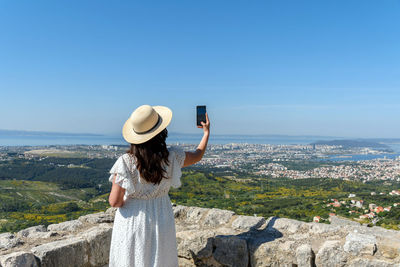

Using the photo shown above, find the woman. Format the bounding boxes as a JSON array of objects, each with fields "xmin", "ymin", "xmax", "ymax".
[{"xmin": 108, "ymin": 105, "xmax": 210, "ymax": 267}]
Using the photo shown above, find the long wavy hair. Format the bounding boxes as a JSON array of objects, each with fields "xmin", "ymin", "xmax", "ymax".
[{"xmin": 126, "ymin": 128, "xmax": 169, "ymax": 185}]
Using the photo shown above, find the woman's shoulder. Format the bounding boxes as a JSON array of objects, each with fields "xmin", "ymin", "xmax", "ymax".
[
  {"xmin": 167, "ymin": 146, "xmax": 186, "ymax": 165},
  {"xmin": 112, "ymin": 153, "xmax": 129, "ymax": 163},
  {"xmin": 113, "ymin": 153, "xmax": 136, "ymax": 169}
]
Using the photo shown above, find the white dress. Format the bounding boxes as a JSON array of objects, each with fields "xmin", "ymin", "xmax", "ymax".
[{"xmin": 108, "ymin": 146, "xmax": 186, "ymax": 267}]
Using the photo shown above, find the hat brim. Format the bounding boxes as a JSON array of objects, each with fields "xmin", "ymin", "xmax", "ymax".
[{"xmin": 122, "ymin": 106, "xmax": 172, "ymax": 144}]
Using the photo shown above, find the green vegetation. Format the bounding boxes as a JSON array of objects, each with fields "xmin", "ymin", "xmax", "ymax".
[
  {"xmin": 171, "ymin": 170, "xmax": 400, "ymax": 228},
  {"xmin": 0, "ymin": 180, "xmax": 109, "ymax": 233},
  {"xmin": 0, "ymin": 156, "xmax": 399, "ymax": 233},
  {"xmin": 279, "ymin": 160, "xmax": 355, "ymax": 171},
  {"xmin": 0, "ymin": 157, "xmax": 113, "ymax": 190}
]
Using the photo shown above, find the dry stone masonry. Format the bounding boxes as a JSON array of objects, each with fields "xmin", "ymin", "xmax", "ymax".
[{"xmin": 1, "ymin": 205, "xmax": 400, "ymax": 266}]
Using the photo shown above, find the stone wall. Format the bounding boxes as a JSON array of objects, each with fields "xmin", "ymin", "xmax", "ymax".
[{"xmin": 1, "ymin": 205, "xmax": 400, "ymax": 267}]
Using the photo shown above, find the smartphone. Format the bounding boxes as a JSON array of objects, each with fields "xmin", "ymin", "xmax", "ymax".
[{"xmin": 196, "ymin": 105, "xmax": 206, "ymax": 126}]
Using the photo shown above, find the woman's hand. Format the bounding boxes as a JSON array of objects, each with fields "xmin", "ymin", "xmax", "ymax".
[{"xmin": 197, "ymin": 112, "xmax": 210, "ymax": 135}]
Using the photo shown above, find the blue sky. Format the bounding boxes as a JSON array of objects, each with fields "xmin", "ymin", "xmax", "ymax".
[{"xmin": 1, "ymin": 1, "xmax": 399, "ymax": 138}]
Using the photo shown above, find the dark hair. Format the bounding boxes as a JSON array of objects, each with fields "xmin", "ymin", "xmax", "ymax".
[{"xmin": 127, "ymin": 128, "xmax": 169, "ymax": 185}]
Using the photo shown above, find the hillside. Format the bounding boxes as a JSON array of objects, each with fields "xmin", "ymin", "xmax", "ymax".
[
  {"xmin": 1, "ymin": 205, "xmax": 400, "ymax": 266},
  {"xmin": 0, "ymin": 180, "xmax": 108, "ymax": 232},
  {"xmin": 312, "ymin": 139, "xmax": 392, "ymax": 151}
]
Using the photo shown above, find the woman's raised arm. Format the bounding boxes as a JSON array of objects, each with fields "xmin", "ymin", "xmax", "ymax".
[{"xmin": 183, "ymin": 113, "xmax": 210, "ymax": 167}]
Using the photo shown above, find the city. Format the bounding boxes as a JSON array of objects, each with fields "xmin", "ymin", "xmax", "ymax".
[{"xmin": 1, "ymin": 142, "xmax": 400, "ymax": 229}]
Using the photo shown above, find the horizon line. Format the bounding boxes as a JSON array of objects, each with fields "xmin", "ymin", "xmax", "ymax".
[{"xmin": 2, "ymin": 128, "xmax": 400, "ymax": 140}]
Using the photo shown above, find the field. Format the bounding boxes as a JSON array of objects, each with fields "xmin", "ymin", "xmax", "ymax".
[
  {"xmin": 171, "ymin": 171, "xmax": 400, "ymax": 228},
  {"xmin": 1, "ymin": 156, "xmax": 400, "ymax": 232},
  {"xmin": 0, "ymin": 179, "xmax": 108, "ymax": 232}
]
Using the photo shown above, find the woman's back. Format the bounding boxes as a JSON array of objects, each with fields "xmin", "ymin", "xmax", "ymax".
[
  {"xmin": 108, "ymin": 146, "xmax": 185, "ymax": 267},
  {"xmin": 109, "ymin": 147, "xmax": 185, "ymax": 200},
  {"xmin": 108, "ymin": 104, "xmax": 210, "ymax": 267}
]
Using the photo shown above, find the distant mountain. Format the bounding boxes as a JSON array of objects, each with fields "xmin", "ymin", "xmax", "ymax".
[
  {"xmin": 0, "ymin": 129, "xmax": 102, "ymax": 137},
  {"xmin": 362, "ymin": 138, "xmax": 400, "ymax": 144},
  {"xmin": 311, "ymin": 139, "xmax": 392, "ymax": 151},
  {"xmin": 169, "ymin": 132, "xmax": 340, "ymax": 139}
]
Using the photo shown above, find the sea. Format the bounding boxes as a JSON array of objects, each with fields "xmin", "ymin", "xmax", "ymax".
[
  {"xmin": 1, "ymin": 133, "xmax": 400, "ymax": 162},
  {"xmin": 0, "ymin": 133, "xmax": 334, "ymax": 147}
]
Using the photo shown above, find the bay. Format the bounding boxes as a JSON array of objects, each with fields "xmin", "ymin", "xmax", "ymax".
[{"xmin": 0, "ymin": 133, "xmax": 335, "ymax": 146}]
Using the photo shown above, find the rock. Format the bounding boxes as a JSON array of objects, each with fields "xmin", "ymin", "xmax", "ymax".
[
  {"xmin": 173, "ymin": 205, "xmax": 188, "ymax": 219},
  {"xmin": 0, "ymin": 233, "xmax": 22, "ymax": 250},
  {"xmin": 0, "ymin": 251, "xmax": 38, "ymax": 267},
  {"xmin": 203, "ymin": 208, "xmax": 235, "ymax": 227},
  {"xmin": 81, "ymin": 224, "xmax": 113, "ymax": 266},
  {"xmin": 29, "ymin": 231, "xmax": 59, "ymax": 239},
  {"xmin": 213, "ymin": 227, "xmax": 238, "ymax": 236},
  {"xmin": 185, "ymin": 206, "xmax": 209, "ymax": 223},
  {"xmin": 21, "ymin": 231, "xmax": 59, "ymax": 240},
  {"xmin": 249, "ymin": 239, "xmax": 281, "ymax": 267},
  {"xmin": 329, "ymin": 216, "xmax": 360, "ymax": 227},
  {"xmin": 376, "ymin": 235, "xmax": 400, "ymax": 259},
  {"xmin": 47, "ymin": 219, "xmax": 83, "ymax": 232},
  {"xmin": 269, "ymin": 217, "xmax": 305, "ymax": 234},
  {"xmin": 178, "ymin": 257, "xmax": 196, "ymax": 267},
  {"xmin": 315, "ymin": 240, "xmax": 347, "ymax": 267},
  {"xmin": 4, "ymin": 205, "xmax": 400, "ymax": 267},
  {"xmin": 309, "ymin": 222, "xmax": 341, "ymax": 234},
  {"xmin": 31, "ymin": 237, "xmax": 88, "ymax": 267},
  {"xmin": 17, "ymin": 225, "xmax": 47, "ymax": 238},
  {"xmin": 296, "ymin": 244, "xmax": 314, "ymax": 267},
  {"xmin": 247, "ymin": 226, "xmax": 289, "ymax": 267},
  {"xmin": 281, "ymin": 240, "xmax": 296, "ymax": 252},
  {"xmin": 291, "ymin": 233, "xmax": 310, "ymax": 240},
  {"xmin": 176, "ymin": 230, "xmax": 215, "ymax": 259},
  {"xmin": 348, "ymin": 257, "xmax": 398, "ymax": 267},
  {"xmin": 379, "ymin": 244, "xmax": 400, "ymax": 259},
  {"xmin": 105, "ymin": 207, "xmax": 117, "ymax": 217},
  {"xmin": 343, "ymin": 232, "xmax": 377, "ymax": 256},
  {"xmin": 231, "ymin": 215, "xmax": 265, "ymax": 231},
  {"xmin": 78, "ymin": 212, "xmax": 114, "ymax": 224},
  {"xmin": 213, "ymin": 235, "xmax": 248, "ymax": 267}
]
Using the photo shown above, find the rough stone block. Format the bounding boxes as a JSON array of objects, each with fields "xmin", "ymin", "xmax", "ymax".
[
  {"xmin": 348, "ymin": 258, "xmax": 399, "ymax": 267},
  {"xmin": 249, "ymin": 240, "xmax": 280, "ymax": 267},
  {"xmin": 178, "ymin": 257, "xmax": 196, "ymax": 267},
  {"xmin": 0, "ymin": 251, "xmax": 38, "ymax": 267},
  {"xmin": 309, "ymin": 222, "xmax": 341, "ymax": 234},
  {"xmin": 17, "ymin": 225, "xmax": 47, "ymax": 238},
  {"xmin": 203, "ymin": 208, "xmax": 235, "ymax": 227},
  {"xmin": 172, "ymin": 205, "xmax": 188, "ymax": 219},
  {"xmin": 0, "ymin": 233, "xmax": 22, "ymax": 250},
  {"xmin": 270, "ymin": 217, "xmax": 305, "ymax": 234},
  {"xmin": 185, "ymin": 206, "xmax": 209, "ymax": 223},
  {"xmin": 296, "ymin": 244, "xmax": 314, "ymax": 267},
  {"xmin": 231, "ymin": 215, "xmax": 265, "ymax": 231},
  {"xmin": 213, "ymin": 235, "xmax": 248, "ymax": 267},
  {"xmin": 105, "ymin": 207, "xmax": 117, "ymax": 217},
  {"xmin": 176, "ymin": 230, "xmax": 215, "ymax": 259},
  {"xmin": 81, "ymin": 224, "xmax": 113, "ymax": 266},
  {"xmin": 78, "ymin": 212, "xmax": 114, "ymax": 224},
  {"xmin": 47, "ymin": 219, "xmax": 83, "ymax": 232},
  {"xmin": 315, "ymin": 240, "xmax": 347, "ymax": 267},
  {"xmin": 343, "ymin": 232, "xmax": 377, "ymax": 256},
  {"xmin": 329, "ymin": 216, "xmax": 360, "ymax": 227},
  {"xmin": 31, "ymin": 237, "xmax": 88, "ymax": 267}
]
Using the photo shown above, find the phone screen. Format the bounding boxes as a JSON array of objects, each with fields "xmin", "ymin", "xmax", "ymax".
[{"xmin": 196, "ymin": 105, "xmax": 206, "ymax": 126}]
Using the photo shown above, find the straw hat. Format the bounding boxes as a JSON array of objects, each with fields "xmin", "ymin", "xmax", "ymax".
[{"xmin": 122, "ymin": 105, "xmax": 172, "ymax": 144}]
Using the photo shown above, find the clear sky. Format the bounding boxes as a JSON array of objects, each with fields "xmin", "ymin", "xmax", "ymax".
[{"xmin": 1, "ymin": 1, "xmax": 399, "ymax": 138}]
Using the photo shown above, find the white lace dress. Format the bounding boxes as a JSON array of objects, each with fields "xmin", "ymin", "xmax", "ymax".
[{"xmin": 108, "ymin": 146, "xmax": 186, "ymax": 267}]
